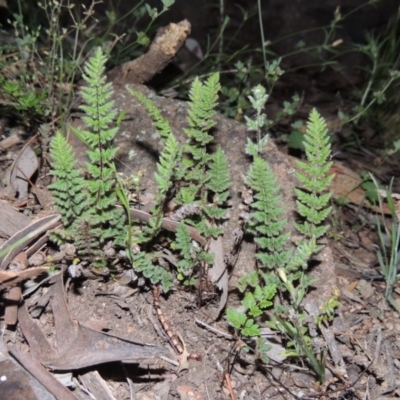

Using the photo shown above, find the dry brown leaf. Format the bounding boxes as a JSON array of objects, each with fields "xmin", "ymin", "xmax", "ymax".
[
  {"xmin": 8, "ymin": 145, "xmax": 38, "ymax": 200},
  {"xmin": 0, "ymin": 266, "xmax": 49, "ymax": 291},
  {"xmin": 208, "ymin": 236, "xmax": 228, "ymax": 316}
]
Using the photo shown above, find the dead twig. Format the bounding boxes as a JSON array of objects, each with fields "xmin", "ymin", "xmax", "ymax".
[
  {"xmin": 194, "ymin": 317, "xmax": 234, "ymax": 339},
  {"xmin": 107, "ymin": 20, "xmax": 191, "ymax": 84},
  {"xmin": 152, "ymin": 286, "xmax": 202, "ymax": 370},
  {"xmin": 224, "ymin": 372, "xmax": 236, "ymax": 400}
]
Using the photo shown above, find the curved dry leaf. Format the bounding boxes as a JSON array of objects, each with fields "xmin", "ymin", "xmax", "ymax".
[
  {"xmin": 208, "ymin": 236, "xmax": 228, "ymax": 316},
  {"xmin": 0, "ymin": 266, "xmax": 49, "ymax": 291},
  {"xmin": 8, "ymin": 145, "xmax": 38, "ymax": 199},
  {"xmin": 0, "ymin": 213, "xmax": 61, "ymax": 270}
]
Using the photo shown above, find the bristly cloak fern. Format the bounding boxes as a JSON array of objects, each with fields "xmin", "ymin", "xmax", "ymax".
[
  {"xmin": 126, "ymin": 73, "xmax": 231, "ymax": 289},
  {"xmin": 227, "ymin": 86, "xmax": 325, "ymax": 372},
  {"xmin": 294, "ymin": 108, "xmax": 334, "ymax": 249},
  {"xmin": 127, "ymin": 87, "xmax": 181, "ymax": 240},
  {"xmin": 125, "ymin": 87, "xmax": 181, "ymax": 291},
  {"xmin": 245, "ymin": 154, "xmax": 291, "ymax": 270},
  {"xmin": 175, "ymin": 72, "xmax": 231, "ymax": 238},
  {"xmin": 49, "ymin": 47, "xmax": 126, "ymax": 263},
  {"xmin": 48, "ymin": 131, "xmax": 87, "ymax": 242}
]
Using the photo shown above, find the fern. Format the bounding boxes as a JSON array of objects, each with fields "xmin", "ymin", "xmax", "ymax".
[
  {"xmin": 126, "ymin": 74, "xmax": 231, "ymax": 288},
  {"xmin": 49, "ymin": 47, "xmax": 126, "ymax": 264},
  {"xmin": 127, "ymin": 88, "xmax": 181, "ymax": 240},
  {"xmin": 226, "ymin": 284, "xmax": 276, "ymax": 337},
  {"xmin": 246, "ymin": 155, "xmax": 291, "ymax": 269},
  {"xmin": 176, "ymin": 73, "xmax": 230, "ymax": 238},
  {"xmin": 203, "ymin": 146, "xmax": 231, "ymax": 221},
  {"xmin": 184, "ymin": 73, "xmax": 220, "ymax": 148},
  {"xmin": 76, "ymin": 47, "xmax": 125, "ymax": 253},
  {"xmin": 173, "ymin": 222, "xmax": 197, "ymax": 284},
  {"xmin": 48, "ymin": 131, "xmax": 87, "ymax": 226},
  {"xmin": 294, "ymin": 108, "xmax": 334, "ymax": 245},
  {"xmin": 132, "ymin": 251, "xmax": 173, "ymax": 292},
  {"xmin": 176, "ymin": 73, "xmax": 222, "ymax": 203},
  {"xmin": 227, "ymin": 85, "xmax": 326, "ymax": 383}
]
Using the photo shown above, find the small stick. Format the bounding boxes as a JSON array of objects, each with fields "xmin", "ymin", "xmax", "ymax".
[
  {"xmin": 224, "ymin": 372, "xmax": 236, "ymax": 400},
  {"xmin": 195, "ymin": 317, "xmax": 234, "ymax": 339},
  {"xmin": 153, "ymin": 285, "xmax": 184, "ymax": 354},
  {"xmin": 152, "ymin": 286, "xmax": 202, "ymax": 361}
]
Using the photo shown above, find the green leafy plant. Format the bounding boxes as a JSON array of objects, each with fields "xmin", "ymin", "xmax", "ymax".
[
  {"xmin": 175, "ymin": 72, "xmax": 231, "ymax": 234},
  {"xmin": 226, "ymin": 85, "xmax": 333, "ymax": 383},
  {"xmin": 0, "ymin": 0, "xmax": 96, "ymax": 123},
  {"xmin": 0, "ymin": 0, "xmax": 178, "ymax": 125},
  {"xmin": 127, "ymin": 88, "xmax": 181, "ymax": 241},
  {"xmin": 227, "ymin": 285, "xmax": 276, "ymax": 338},
  {"xmin": 294, "ymin": 108, "xmax": 334, "ymax": 249},
  {"xmin": 315, "ymin": 288, "xmax": 341, "ymax": 328},
  {"xmin": 49, "ymin": 47, "xmax": 125, "ymax": 265},
  {"xmin": 0, "ymin": 79, "xmax": 48, "ymax": 117},
  {"xmin": 127, "ymin": 73, "xmax": 231, "ymax": 288},
  {"xmin": 172, "ymin": 72, "xmax": 231, "ymax": 280},
  {"xmin": 126, "ymin": 86, "xmax": 183, "ymax": 291},
  {"xmin": 131, "ymin": 250, "xmax": 174, "ymax": 292},
  {"xmin": 48, "ymin": 131, "xmax": 87, "ymax": 229},
  {"xmin": 343, "ymin": 14, "xmax": 400, "ymax": 129},
  {"xmin": 174, "ymin": 222, "xmax": 198, "ymax": 285}
]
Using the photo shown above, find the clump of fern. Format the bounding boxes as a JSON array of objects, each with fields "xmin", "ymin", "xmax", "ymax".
[
  {"xmin": 125, "ymin": 87, "xmax": 182, "ymax": 291},
  {"xmin": 127, "ymin": 73, "xmax": 230, "ymax": 288},
  {"xmin": 49, "ymin": 47, "xmax": 125, "ymax": 264},
  {"xmin": 226, "ymin": 85, "xmax": 330, "ymax": 382},
  {"xmin": 269, "ymin": 108, "xmax": 334, "ymax": 383},
  {"xmin": 172, "ymin": 72, "xmax": 231, "ymax": 282},
  {"xmin": 127, "ymin": 88, "xmax": 181, "ymax": 240},
  {"xmin": 76, "ymin": 47, "xmax": 125, "ymax": 256}
]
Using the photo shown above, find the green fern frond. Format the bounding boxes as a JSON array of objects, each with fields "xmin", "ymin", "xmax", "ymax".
[
  {"xmin": 48, "ymin": 131, "xmax": 87, "ymax": 226},
  {"xmin": 176, "ymin": 73, "xmax": 230, "ymax": 242},
  {"xmin": 203, "ymin": 224, "xmax": 224, "ymax": 239},
  {"xmin": 295, "ymin": 109, "xmax": 334, "ymax": 243},
  {"xmin": 202, "ymin": 206, "xmax": 228, "ymax": 220},
  {"xmin": 183, "ymin": 72, "xmax": 220, "ymax": 157},
  {"xmin": 48, "ymin": 47, "xmax": 126, "ymax": 260},
  {"xmin": 286, "ymin": 239, "xmax": 318, "ymax": 272},
  {"xmin": 127, "ymin": 88, "xmax": 173, "ymax": 141},
  {"xmin": 207, "ymin": 146, "xmax": 230, "ymax": 196},
  {"xmin": 128, "ymin": 87, "xmax": 182, "ymax": 241},
  {"xmin": 175, "ymin": 222, "xmax": 193, "ymax": 261},
  {"xmin": 186, "ymin": 73, "xmax": 220, "ymax": 140},
  {"xmin": 78, "ymin": 47, "xmax": 125, "ymax": 248},
  {"xmin": 246, "ymin": 155, "xmax": 291, "ymax": 269},
  {"xmin": 174, "ymin": 222, "xmax": 197, "ymax": 282},
  {"xmin": 71, "ymin": 216, "xmax": 103, "ymax": 261}
]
